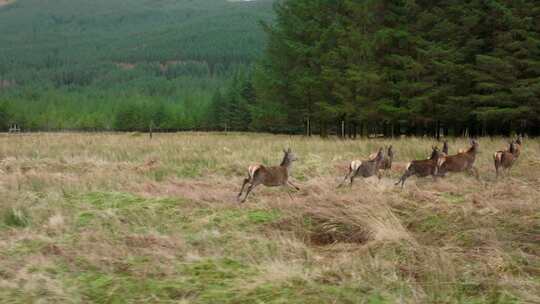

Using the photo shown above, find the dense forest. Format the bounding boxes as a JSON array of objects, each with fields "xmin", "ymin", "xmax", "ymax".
[
  {"xmin": 213, "ymin": 0, "xmax": 540, "ymax": 137},
  {"xmin": 1, "ymin": 0, "xmax": 540, "ymax": 136},
  {"xmin": 0, "ymin": 0, "xmax": 274, "ymax": 131}
]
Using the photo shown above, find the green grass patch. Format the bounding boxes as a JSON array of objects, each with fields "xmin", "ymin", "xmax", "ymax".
[
  {"xmin": 236, "ymin": 279, "xmax": 390, "ymax": 304},
  {"xmin": 74, "ymin": 191, "xmax": 183, "ymax": 210},
  {"xmin": 441, "ymin": 192, "xmax": 466, "ymax": 204},
  {"xmin": 144, "ymin": 167, "xmax": 172, "ymax": 182},
  {"xmin": 2, "ymin": 207, "xmax": 31, "ymax": 228},
  {"xmin": 6, "ymin": 238, "xmax": 49, "ymax": 256},
  {"xmin": 209, "ymin": 209, "xmax": 281, "ymax": 229},
  {"xmin": 73, "ymin": 258, "xmax": 258, "ymax": 304},
  {"xmin": 176, "ymin": 157, "xmax": 217, "ymax": 178},
  {"xmin": 68, "ymin": 191, "xmax": 189, "ymax": 232},
  {"xmin": 416, "ymin": 214, "xmax": 450, "ymax": 232}
]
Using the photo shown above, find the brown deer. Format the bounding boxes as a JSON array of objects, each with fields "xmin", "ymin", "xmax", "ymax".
[
  {"xmin": 438, "ymin": 139, "xmax": 480, "ymax": 179},
  {"xmin": 338, "ymin": 147, "xmax": 384, "ymax": 188},
  {"xmin": 494, "ymin": 140, "xmax": 519, "ymax": 178},
  {"xmin": 395, "ymin": 146, "xmax": 443, "ymax": 188},
  {"xmin": 237, "ymin": 148, "xmax": 299, "ymax": 203}
]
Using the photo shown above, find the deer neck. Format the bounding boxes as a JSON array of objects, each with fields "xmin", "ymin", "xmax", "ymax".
[
  {"xmin": 466, "ymin": 146, "xmax": 478, "ymax": 159},
  {"xmin": 280, "ymin": 162, "xmax": 293, "ymax": 175}
]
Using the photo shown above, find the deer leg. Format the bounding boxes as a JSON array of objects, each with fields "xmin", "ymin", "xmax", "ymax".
[
  {"xmin": 396, "ymin": 170, "xmax": 411, "ymax": 188},
  {"xmin": 350, "ymin": 171, "xmax": 357, "ymax": 187},
  {"xmin": 241, "ymin": 184, "xmax": 258, "ymax": 203},
  {"xmin": 288, "ymin": 180, "xmax": 300, "ymax": 191},
  {"xmin": 505, "ymin": 167, "xmax": 511, "ymax": 178},
  {"xmin": 287, "ymin": 191, "xmax": 294, "ymax": 201},
  {"xmin": 238, "ymin": 178, "xmax": 250, "ymax": 199},
  {"xmin": 377, "ymin": 170, "xmax": 382, "ymax": 181},
  {"xmin": 338, "ymin": 169, "xmax": 352, "ymax": 188},
  {"xmin": 470, "ymin": 167, "xmax": 480, "ymax": 180},
  {"xmin": 284, "ymin": 184, "xmax": 295, "ymax": 201},
  {"xmin": 433, "ymin": 167, "xmax": 439, "ymax": 182}
]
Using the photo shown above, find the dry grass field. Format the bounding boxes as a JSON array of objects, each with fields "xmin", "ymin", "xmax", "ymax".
[{"xmin": 0, "ymin": 132, "xmax": 539, "ymax": 303}]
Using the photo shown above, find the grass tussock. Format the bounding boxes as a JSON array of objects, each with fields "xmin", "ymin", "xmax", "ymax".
[{"xmin": 0, "ymin": 132, "xmax": 539, "ymax": 303}]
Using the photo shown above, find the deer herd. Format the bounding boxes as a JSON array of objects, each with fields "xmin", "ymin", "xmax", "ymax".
[{"xmin": 237, "ymin": 137, "xmax": 525, "ymax": 203}]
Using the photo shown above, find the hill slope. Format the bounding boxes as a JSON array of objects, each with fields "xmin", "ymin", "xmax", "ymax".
[
  {"xmin": 0, "ymin": 0, "xmax": 274, "ymax": 86},
  {"xmin": 0, "ymin": 0, "xmax": 274, "ymax": 130}
]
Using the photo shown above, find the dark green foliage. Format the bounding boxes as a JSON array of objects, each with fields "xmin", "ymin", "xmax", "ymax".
[
  {"xmin": 0, "ymin": 0, "xmax": 274, "ymax": 131},
  {"xmin": 251, "ymin": 0, "xmax": 540, "ymax": 136},
  {"xmin": 0, "ymin": 101, "xmax": 10, "ymax": 130}
]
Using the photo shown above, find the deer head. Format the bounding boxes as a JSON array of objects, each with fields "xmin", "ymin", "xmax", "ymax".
[
  {"xmin": 280, "ymin": 148, "xmax": 298, "ymax": 166},
  {"xmin": 429, "ymin": 146, "xmax": 441, "ymax": 160},
  {"xmin": 469, "ymin": 139, "xmax": 479, "ymax": 153}
]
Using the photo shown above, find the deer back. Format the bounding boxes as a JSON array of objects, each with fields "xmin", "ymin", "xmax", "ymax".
[
  {"xmin": 440, "ymin": 141, "xmax": 478, "ymax": 172},
  {"xmin": 411, "ymin": 159, "xmax": 438, "ymax": 177},
  {"xmin": 408, "ymin": 148, "xmax": 441, "ymax": 177},
  {"xmin": 356, "ymin": 161, "xmax": 376, "ymax": 177},
  {"xmin": 255, "ymin": 165, "xmax": 289, "ymax": 186}
]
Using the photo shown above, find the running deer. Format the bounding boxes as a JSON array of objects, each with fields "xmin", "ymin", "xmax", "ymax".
[
  {"xmin": 438, "ymin": 139, "xmax": 480, "ymax": 179},
  {"xmin": 338, "ymin": 147, "xmax": 384, "ymax": 188},
  {"xmin": 237, "ymin": 148, "xmax": 299, "ymax": 203},
  {"xmin": 494, "ymin": 141, "xmax": 518, "ymax": 178},
  {"xmin": 395, "ymin": 146, "xmax": 443, "ymax": 188}
]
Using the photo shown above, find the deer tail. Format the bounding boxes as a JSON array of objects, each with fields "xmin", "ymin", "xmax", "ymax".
[
  {"xmin": 248, "ymin": 165, "xmax": 261, "ymax": 180},
  {"xmin": 437, "ymin": 157, "xmax": 446, "ymax": 168},
  {"xmin": 493, "ymin": 152, "xmax": 502, "ymax": 163},
  {"xmin": 350, "ymin": 160, "xmax": 362, "ymax": 173}
]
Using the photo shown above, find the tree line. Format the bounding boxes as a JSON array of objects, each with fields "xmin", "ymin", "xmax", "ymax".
[{"xmin": 209, "ymin": 0, "xmax": 540, "ymax": 137}]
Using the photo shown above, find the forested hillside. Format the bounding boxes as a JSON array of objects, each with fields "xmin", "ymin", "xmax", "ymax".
[
  {"xmin": 213, "ymin": 0, "xmax": 540, "ymax": 137},
  {"xmin": 0, "ymin": 0, "xmax": 274, "ymax": 130},
  {"xmin": 2, "ymin": 0, "xmax": 540, "ymax": 136}
]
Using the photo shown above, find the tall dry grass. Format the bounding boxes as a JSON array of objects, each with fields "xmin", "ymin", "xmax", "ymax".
[{"xmin": 0, "ymin": 132, "xmax": 539, "ymax": 303}]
